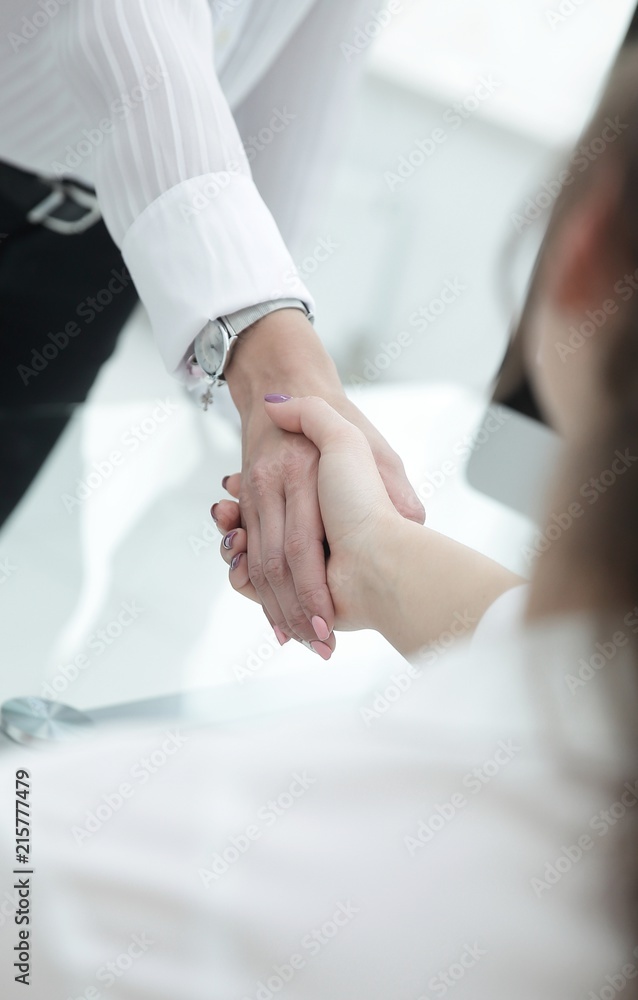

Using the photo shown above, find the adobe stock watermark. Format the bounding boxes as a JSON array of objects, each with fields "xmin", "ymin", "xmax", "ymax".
[
  {"xmin": 198, "ymin": 771, "xmax": 316, "ymax": 886},
  {"xmin": 50, "ymin": 67, "xmax": 167, "ymax": 176},
  {"xmin": 555, "ymin": 266, "xmax": 638, "ymax": 361},
  {"xmin": 417, "ymin": 943, "xmax": 488, "ymax": 999},
  {"xmin": 65, "ymin": 931, "xmax": 155, "ymax": 1000},
  {"xmin": 70, "ymin": 730, "xmax": 190, "ymax": 846},
  {"xmin": 545, "ymin": 0, "xmax": 591, "ymax": 30},
  {"xmin": 259, "ymin": 235, "xmax": 340, "ymax": 302},
  {"xmin": 40, "ymin": 600, "xmax": 144, "ymax": 699},
  {"xmin": 523, "ymin": 448, "xmax": 638, "ymax": 564},
  {"xmin": 563, "ymin": 605, "xmax": 638, "ymax": 693},
  {"xmin": 385, "ymin": 77, "xmax": 501, "ymax": 192},
  {"xmin": 240, "ymin": 900, "xmax": 359, "ymax": 1000},
  {"xmin": 341, "ymin": 0, "xmax": 403, "ymax": 62},
  {"xmin": 404, "ymin": 740, "xmax": 520, "ymax": 855},
  {"xmin": 416, "ymin": 407, "xmax": 510, "ymax": 501},
  {"xmin": 180, "ymin": 107, "xmax": 296, "ymax": 221},
  {"xmin": 61, "ymin": 398, "xmax": 179, "ymax": 512},
  {"xmin": 213, "ymin": 0, "xmax": 245, "ymax": 20},
  {"xmin": 7, "ymin": 0, "xmax": 70, "ymax": 53},
  {"xmin": 349, "ymin": 278, "xmax": 466, "ymax": 386},
  {"xmin": 511, "ymin": 116, "xmax": 628, "ymax": 233},
  {"xmin": 16, "ymin": 267, "xmax": 132, "ymax": 387},
  {"xmin": 0, "ymin": 557, "xmax": 17, "ymax": 585},
  {"xmin": 586, "ymin": 945, "xmax": 638, "ymax": 1000},
  {"xmin": 232, "ymin": 627, "xmax": 285, "ymax": 683},
  {"xmin": 531, "ymin": 778, "xmax": 638, "ymax": 897},
  {"xmin": 360, "ymin": 610, "xmax": 478, "ymax": 726}
]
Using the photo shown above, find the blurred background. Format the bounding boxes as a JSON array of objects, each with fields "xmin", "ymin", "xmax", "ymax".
[{"xmin": 1, "ymin": 0, "xmax": 636, "ymax": 713}]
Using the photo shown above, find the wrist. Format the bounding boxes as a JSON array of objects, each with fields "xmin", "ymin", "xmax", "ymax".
[
  {"xmin": 361, "ymin": 517, "xmax": 424, "ymax": 650},
  {"xmin": 224, "ymin": 309, "xmax": 344, "ymax": 418}
]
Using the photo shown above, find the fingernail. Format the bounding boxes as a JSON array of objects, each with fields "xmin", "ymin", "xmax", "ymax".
[
  {"xmin": 264, "ymin": 394, "xmax": 291, "ymax": 403},
  {"xmin": 311, "ymin": 615, "xmax": 330, "ymax": 641},
  {"xmin": 223, "ymin": 530, "xmax": 237, "ymax": 550},
  {"xmin": 221, "ymin": 475, "xmax": 229, "ymax": 490},
  {"xmin": 311, "ymin": 640, "xmax": 332, "ymax": 661},
  {"xmin": 302, "ymin": 639, "xmax": 332, "ymax": 660},
  {"xmin": 273, "ymin": 625, "xmax": 289, "ymax": 646},
  {"xmin": 230, "ymin": 552, "xmax": 243, "ymax": 571},
  {"xmin": 211, "ymin": 503, "xmax": 219, "ymax": 523}
]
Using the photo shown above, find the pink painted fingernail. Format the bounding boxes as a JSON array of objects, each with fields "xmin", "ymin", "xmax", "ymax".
[
  {"xmin": 302, "ymin": 639, "xmax": 332, "ymax": 660},
  {"xmin": 264, "ymin": 394, "xmax": 291, "ymax": 403},
  {"xmin": 273, "ymin": 625, "xmax": 289, "ymax": 646},
  {"xmin": 310, "ymin": 641, "xmax": 332, "ymax": 661},
  {"xmin": 311, "ymin": 615, "xmax": 330, "ymax": 641},
  {"xmin": 223, "ymin": 530, "xmax": 237, "ymax": 550},
  {"xmin": 230, "ymin": 552, "xmax": 243, "ymax": 571}
]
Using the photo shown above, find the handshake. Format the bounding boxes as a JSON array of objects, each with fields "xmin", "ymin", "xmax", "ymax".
[
  {"xmin": 211, "ymin": 388, "xmax": 518, "ymax": 660},
  {"xmin": 211, "ymin": 392, "xmax": 427, "ymax": 659}
]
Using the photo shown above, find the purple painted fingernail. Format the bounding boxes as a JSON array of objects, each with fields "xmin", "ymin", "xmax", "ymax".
[
  {"xmin": 223, "ymin": 530, "xmax": 237, "ymax": 550},
  {"xmin": 221, "ymin": 476, "xmax": 229, "ymax": 490},
  {"xmin": 264, "ymin": 394, "xmax": 291, "ymax": 403},
  {"xmin": 210, "ymin": 503, "xmax": 219, "ymax": 523},
  {"xmin": 230, "ymin": 552, "xmax": 243, "ymax": 571}
]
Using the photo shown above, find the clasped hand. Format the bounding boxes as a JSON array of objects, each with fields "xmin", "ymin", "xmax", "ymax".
[{"xmin": 212, "ymin": 394, "xmax": 425, "ymax": 658}]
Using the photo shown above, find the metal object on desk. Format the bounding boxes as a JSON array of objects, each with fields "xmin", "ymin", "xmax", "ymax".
[
  {"xmin": 0, "ymin": 660, "xmax": 383, "ymax": 750},
  {"xmin": 0, "ymin": 697, "xmax": 93, "ymax": 746}
]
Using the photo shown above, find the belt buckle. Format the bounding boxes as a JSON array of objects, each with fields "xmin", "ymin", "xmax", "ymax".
[{"xmin": 27, "ymin": 178, "xmax": 101, "ymax": 235}]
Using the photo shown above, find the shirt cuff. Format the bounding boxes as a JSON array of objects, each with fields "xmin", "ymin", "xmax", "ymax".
[{"xmin": 120, "ymin": 171, "xmax": 315, "ymax": 377}]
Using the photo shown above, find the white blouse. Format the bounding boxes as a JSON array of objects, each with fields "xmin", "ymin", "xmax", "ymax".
[
  {"xmin": 0, "ymin": 585, "xmax": 636, "ymax": 998},
  {"xmin": 0, "ymin": 0, "xmax": 366, "ymax": 374}
]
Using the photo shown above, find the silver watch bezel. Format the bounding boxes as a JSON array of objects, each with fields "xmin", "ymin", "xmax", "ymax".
[{"xmin": 193, "ymin": 317, "xmax": 234, "ymax": 385}]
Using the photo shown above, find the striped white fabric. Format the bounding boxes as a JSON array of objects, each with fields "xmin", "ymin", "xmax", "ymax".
[{"xmin": 0, "ymin": 0, "xmax": 365, "ymax": 374}]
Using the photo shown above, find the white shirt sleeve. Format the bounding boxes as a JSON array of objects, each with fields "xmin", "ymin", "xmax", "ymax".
[{"xmin": 50, "ymin": 0, "xmax": 314, "ymax": 375}]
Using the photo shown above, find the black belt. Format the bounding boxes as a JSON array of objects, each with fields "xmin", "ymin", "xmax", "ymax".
[{"xmin": 0, "ymin": 160, "xmax": 101, "ymax": 236}]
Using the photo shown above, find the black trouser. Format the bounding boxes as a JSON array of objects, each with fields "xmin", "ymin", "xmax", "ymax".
[{"xmin": 0, "ymin": 162, "xmax": 139, "ymax": 527}]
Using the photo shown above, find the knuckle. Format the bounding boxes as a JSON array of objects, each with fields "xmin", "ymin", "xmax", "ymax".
[
  {"xmin": 238, "ymin": 489, "xmax": 254, "ymax": 515},
  {"xmin": 248, "ymin": 463, "xmax": 274, "ymax": 495},
  {"xmin": 282, "ymin": 595, "xmax": 310, "ymax": 633},
  {"xmin": 284, "ymin": 530, "xmax": 310, "ymax": 564},
  {"xmin": 247, "ymin": 559, "xmax": 266, "ymax": 591},
  {"xmin": 262, "ymin": 552, "xmax": 288, "ymax": 589},
  {"xmin": 379, "ymin": 449, "xmax": 404, "ymax": 475},
  {"xmin": 281, "ymin": 450, "xmax": 309, "ymax": 481},
  {"xmin": 296, "ymin": 583, "xmax": 328, "ymax": 614},
  {"xmin": 288, "ymin": 611, "xmax": 310, "ymax": 635}
]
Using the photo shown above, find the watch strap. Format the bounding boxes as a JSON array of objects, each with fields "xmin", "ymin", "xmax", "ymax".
[
  {"xmin": 224, "ymin": 298, "xmax": 312, "ymax": 336},
  {"xmin": 193, "ymin": 298, "xmax": 312, "ymax": 385}
]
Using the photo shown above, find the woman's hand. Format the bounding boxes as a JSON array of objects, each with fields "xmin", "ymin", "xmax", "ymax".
[
  {"xmin": 217, "ymin": 395, "xmax": 524, "ymax": 658},
  {"xmin": 217, "ymin": 395, "xmax": 405, "ymax": 634}
]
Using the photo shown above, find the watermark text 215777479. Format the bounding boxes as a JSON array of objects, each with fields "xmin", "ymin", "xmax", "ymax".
[{"xmin": 13, "ymin": 767, "xmax": 33, "ymax": 986}]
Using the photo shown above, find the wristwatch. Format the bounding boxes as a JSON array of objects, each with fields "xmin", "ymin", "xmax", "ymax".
[{"xmin": 191, "ymin": 298, "xmax": 312, "ymax": 387}]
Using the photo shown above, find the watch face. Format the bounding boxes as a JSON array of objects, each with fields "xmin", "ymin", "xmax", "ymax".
[{"xmin": 197, "ymin": 320, "xmax": 228, "ymax": 377}]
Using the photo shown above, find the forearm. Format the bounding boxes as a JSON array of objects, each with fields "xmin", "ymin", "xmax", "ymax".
[{"xmin": 364, "ymin": 520, "xmax": 524, "ymax": 658}]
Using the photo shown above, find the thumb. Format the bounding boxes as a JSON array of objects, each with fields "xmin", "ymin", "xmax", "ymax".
[{"xmin": 263, "ymin": 394, "xmax": 366, "ymax": 455}]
